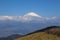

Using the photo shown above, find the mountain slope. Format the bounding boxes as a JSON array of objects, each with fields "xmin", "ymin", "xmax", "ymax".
[{"xmin": 16, "ymin": 26, "xmax": 60, "ymax": 40}]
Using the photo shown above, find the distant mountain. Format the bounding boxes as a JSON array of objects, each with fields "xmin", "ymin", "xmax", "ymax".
[
  {"xmin": 0, "ymin": 34, "xmax": 23, "ymax": 40},
  {"xmin": 0, "ymin": 12, "xmax": 57, "ymax": 22},
  {"xmin": 16, "ymin": 26, "xmax": 60, "ymax": 40}
]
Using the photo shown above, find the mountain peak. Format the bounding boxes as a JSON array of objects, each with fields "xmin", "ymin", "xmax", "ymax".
[{"xmin": 24, "ymin": 12, "xmax": 41, "ymax": 17}]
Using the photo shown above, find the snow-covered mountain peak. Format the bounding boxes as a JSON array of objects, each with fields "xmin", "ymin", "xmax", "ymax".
[
  {"xmin": 24, "ymin": 12, "xmax": 41, "ymax": 18},
  {"xmin": 0, "ymin": 12, "xmax": 57, "ymax": 22}
]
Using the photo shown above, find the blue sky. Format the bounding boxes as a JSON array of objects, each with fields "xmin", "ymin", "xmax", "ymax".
[{"xmin": 0, "ymin": 0, "xmax": 60, "ymax": 17}]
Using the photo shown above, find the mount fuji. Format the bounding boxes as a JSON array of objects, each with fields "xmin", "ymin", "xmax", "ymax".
[
  {"xmin": 0, "ymin": 12, "xmax": 60, "ymax": 37},
  {"xmin": 0, "ymin": 12, "xmax": 57, "ymax": 22}
]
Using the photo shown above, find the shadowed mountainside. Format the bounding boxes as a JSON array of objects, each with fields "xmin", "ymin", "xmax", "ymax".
[
  {"xmin": 27, "ymin": 26, "xmax": 60, "ymax": 36},
  {"xmin": 16, "ymin": 26, "xmax": 60, "ymax": 40}
]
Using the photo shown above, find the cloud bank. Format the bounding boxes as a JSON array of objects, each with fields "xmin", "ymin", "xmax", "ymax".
[{"xmin": 0, "ymin": 12, "xmax": 57, "ymax": 22}]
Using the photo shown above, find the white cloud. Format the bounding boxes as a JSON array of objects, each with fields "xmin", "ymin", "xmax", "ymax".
[
  {"xmin": 0, "ymin": 12, "xmax": 58, "ymax": 22},
  {"xmin": 51, "ymin": 17, "xmax": 57, "ymax": 20}
]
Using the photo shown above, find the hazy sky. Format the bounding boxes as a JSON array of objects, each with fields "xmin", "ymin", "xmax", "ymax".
[{"xmin": 0, "ymin": 0, "xmax": 60, "ymax": 17}]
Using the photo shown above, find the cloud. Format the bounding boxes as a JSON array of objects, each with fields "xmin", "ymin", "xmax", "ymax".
[
  {"xmin": 45, "ymin": 17, "xmax": 57, "ymax": 21},
  {"xmin": 0, "ymin": 12, "xmax": 58, "ymax": 22}
]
